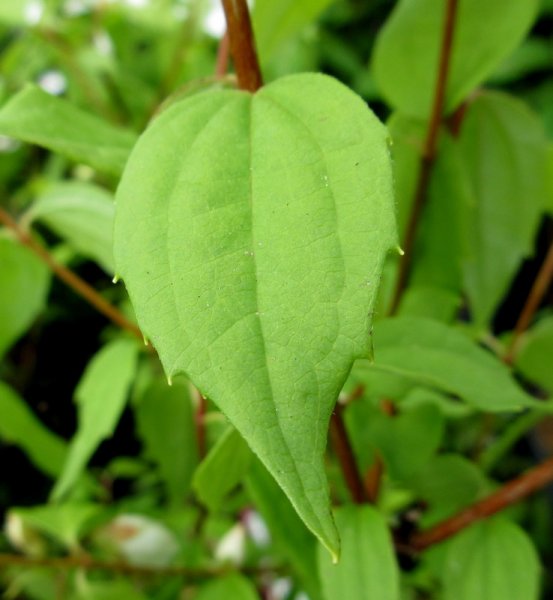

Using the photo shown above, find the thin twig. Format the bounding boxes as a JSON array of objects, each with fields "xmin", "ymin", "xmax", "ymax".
[
  {"xmin": 389, "ymin": 0, "xmax": 459, "ymax": 314},
  {"xmin": 364, "ymin": 399, "xmax": 396, "ymax": 502},
  {"xmin": 221, "ymin": 0, "xmax": 263, "ymax": 92},
  {"xmin": 408, "ymin": 455, "xmax": 553, "ymax": 551},
  {"xmin": 330, "ymin": 405, "xmax": 367, "ymax": 504},
  {"xmin": 504, "ymin": 241, "xmax": 553, "ymax": 364},
  {"xmin": 216, "ymin": 31, "xmax": 231, "ymax": 79},
  {"xmin": 0, "ymin": 207, "xmax": 143, "ymax": 341},
  {"xmin": 0, "ymin": 552, "xmax": 278, "ymax": 580}
]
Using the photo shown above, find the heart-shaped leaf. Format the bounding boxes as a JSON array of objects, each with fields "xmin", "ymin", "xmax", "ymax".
[{"xmin": 114, "ymin": 73, "xmax": 396, "ymax": 557}]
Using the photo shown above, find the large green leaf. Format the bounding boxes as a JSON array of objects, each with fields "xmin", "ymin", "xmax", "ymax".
[
  {"xmin": 52, "ymin": 339, "xmax": 139, "ymax": 499},
  {"xmin": 27, "ymin": 182, "xmax": 115, "ymax": 273},
  {"xmin": 135, "ymin": 380, "xmax": 198, "ymax": 503},
  {"xmin": 0, "ymin": 236, "xmax": 50, "ymax": 359},
  {"xmin": 0, "ymin": 85, "xmax": 136, "ymax": 177},
  {"xmin": 114, "ymin": 73, "xmax": 397, "ymax": 557},
  {"xmin": 253, "ymin": 0, "xmax": 333, "ymax": 63},
  {"xmin": 443, "ymin": 519, "xmax": 541, "ymax": 600},
  {"xmin": 457, "ymin": 92, "xmax": 550, "ymax": 325},
  {"xmin": 317, "ymin": 505, "xmax": 400, "ymax": 600},
  {"xmin": 192, "ymin": 426, "xmax": 253, "ymax": 511},
  {"xmin": 358, "ymin": 317, "xmax": 537, "ymax": 412},
  {"xmin": 0, "ymin": 381, "xmax": 66, "ymax": 477},
  {"xmin": 372, "ymin": 0, "xmax": 539, "ymax": 118}
]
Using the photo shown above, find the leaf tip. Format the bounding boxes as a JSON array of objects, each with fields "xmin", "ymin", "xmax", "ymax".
[
  {"xmin": 112, "ymin": 274, "xmax": 120, "ymax": 284},
  {"xmin": 396, "ymin": 245, "xmax": 405, "ymax": 256}
]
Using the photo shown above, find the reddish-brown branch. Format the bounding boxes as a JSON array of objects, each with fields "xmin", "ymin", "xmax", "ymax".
[
  {"xmin": 0, "ymin": 207, "xmax": 143, "ymax": 341},
  {"xmin": 221, "ymin": 0, "xmax": 263, "ymax": 92},
  {"xmin": 330, "ymin": 405, "xmax": 367, "ymax": 504},
  {"xmin": 409, "ymin": 455, "xmax": 553, "ymax": 551},
  {"xmin": 216, "ymin": 31, "xmax": 231, "ymax": 79},
  {"xmin": 504, "ymin": 241, "xmax": 553, "ymax": 364},
  {"xmin": 389, "ymin": 0, "xmax": 459, "ymax": 314},
  {"xmin": 0, "ymin": 552, "xmax": 279, "ymax": 580},
  {"xmin": 195, "ymin": 389, "xmax": 208, "ymax": 459}
]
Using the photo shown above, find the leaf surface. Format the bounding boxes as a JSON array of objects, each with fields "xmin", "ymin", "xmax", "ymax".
[
  {"xmin": 0, "ymin": 236, "xmax": 50, "ymax": 359},
  {"xmin": 317, "ymin": 505, "xmax": 400, "ymax": 600},
  {"xmin": 53, "ymin": 339, "xmax": 138, "ymax": 499},
  {"xmin": 0, "ymin": 85, "xmax": 136, "ymax": 177},
  {"xmin": 28, "ymin": 182, "xmax": 115, "ymax": 273},
  {"xmin": 114, "ymin": 73, "xmax": 396, "ymax": 557},
  {"xmin": 443, "ymin": 519, "xmax": 541, "ymax": 600},
  {"xmin": 372, "ymin": 0, "xmax": 539, "ymax": 118},
  {"xmin": 195, "ymin": 574, "xmax": 258, "ymax": 600}
]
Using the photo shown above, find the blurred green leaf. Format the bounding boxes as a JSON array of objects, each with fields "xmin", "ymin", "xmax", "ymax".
[
  {"xmin": 135, "ymin": 379, "xmax": 198, "ymax": 504},
  {"xmin": 114, "ymin": 73, "xmax": 397, "ymax": 559},
  {"xmin": 457, "ymin": 91, "xmax": 549, "ymax": 326},
  {"xmin": 443, "ymin": 519, "xmax": 541, "ymax": 600},
  {"xmin": 245, "ymin": 458, "xmax": 322, "ymax": 600},
  {"xmin": 0, "ymin": 85, "xmax": 136, "ymax": 177},
  {"xmin": 195, "ymin": 574, "xmax": 258, "ymax": 600},
  {"xmin": 53, "ymin": 338, "xmax": 139, "ymax": 500},
  {"xmin": 372, "ymin": 0, "xmax": 539, "ymax": 118},
  {"xmin": 0, "ymin": 381, "xmax": 66, "ymax": 477},
  {"xmin": 490, "ymin": 38, "xmax": 553, "ymax": 84},
  {"xmin": 192, "ymin": 426, "xmax": 252, "ymax": 511},
  {"xmin": 398, "ymin": 286, "xmax": 460, "ymax": 323},
  {"xmin": 27, "ymin": 182, "xmax": 115, "ymax": 273},
  {"xmin": 515, "ymin": 316, "xmax": 553, "ymax": 394},
  {"xmin": 0, "ymin": 236, "xmax": 50, "ymax": 359},
  {"xmin": 362, "ymin": 317, "xmax": 536, "ymax": 412},
  {"xmin": 253, "ymin": 0, "xmax": 333, "ymax": 63},
  {"xmin": 11, "ymin": 503, "xmax": 101, "ymax": 549},
  {"xmin": 317, "ymin": 505, "xmax": 400, "ymax": 600},
  {"xmin": 72, "ymin": 578, "xmax": 147, "ymax": 600}
]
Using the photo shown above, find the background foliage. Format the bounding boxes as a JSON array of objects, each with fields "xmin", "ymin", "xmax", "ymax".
[{"xmin": 0, "ymin": 0, "xmax": 552, "ymax": 599}]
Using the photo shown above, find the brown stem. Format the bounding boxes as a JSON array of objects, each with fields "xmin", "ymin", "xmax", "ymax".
[
  {"xmin": 216, "ymin": 31, "xmax": 231, "ymax": 79},
  {"xmin": 363, "ymin": 399, "xmax": 396, "ymax": 503},
  {"xmin": 330, "ymin": 405, "xmax": 367, "ymax": 504},
  {"xmin": 0, "ymin": 552, "xmax": 278, "ymax": 580},
  {"xmin": 221, "ymin": 0, "xmax": 263, "ymax": 92},
  {"xmin": 195, "ymin": 388, "xmax": 208, "ymax": 459},
  {"xmin": 0, "ymin": 207, "xmax": 143, "ymax": 341},
  {"xmin": 504, "ymin": 240, "xmax": 553, "ymax": 364},
  {"xmin": 409, "ymin": 455, "xmax": 553, "ymax": 551},
  {"xmin": 389, "ymin": 0, "xmax": 459, "ymax": 314}
]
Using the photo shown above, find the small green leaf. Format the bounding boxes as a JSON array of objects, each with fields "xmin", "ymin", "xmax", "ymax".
[
  {"xmin": 245, "ymin": 458, "xmax": 322, "ymax": 600},
  {"xmin": 317, "ymin": 505, "xmax": 400, "ymax": 600},
  {"xmin": 0, "ymin": 85, "xmax": 136, "ymax": 177},
  {"xmin": 0, "ymin": 236, "xmax": 50, "ymax": 359},
  {"xmin": 372, "ymin": 0, "xmax": 539, "ymax": 118},
  {"xmin": 253, "ymin": 0, "xmax": 333, "ymax": 62},
  {"xmin": 362, "ymin": 316, "xmax": 536, "ymax": 412},
  {"xmin": 27, "ymin": 182, "xmax": 115, "ymax": 273},
  {"xmin": 457, "ymin": 91, "xmax": 549, "ymax": 325},
  {"xmin": 135, "ymin": 379, "xmax": 198, "ymax": 503},
  {"xmin": 114, "ymin": 73, "xmax": 397, "ymax": 558},
  {"xmin": 0, "ymin": 381, "xmax": 66, "ymax": 477},
  {"xmin": 443, "ymin": 519, "xmax": 541, "ymax": 600},
  {"xmin": 53, "ymin": 339, "xmax": 139, "ymax": 500},
  {"xmin": 74, "ymin": 578, "xmax": 147, "ymax": 600},
  {"xmin": 193, "ymin": 426, "xmax": 252, "ymax": 511},
  {"xmin": 10, "ymin": 503, "xmax": 100, "ymax": 550},
  {"xmin": 515, "ymin": 316, "xmax": 553, "ymax": 394},
  {"xmin": 399, "ymin": 286, "xmax": 460, "ymax": 323},
  {"xmin": 195, "ymin": 574, "xmax": 258, "ymax": 600}
]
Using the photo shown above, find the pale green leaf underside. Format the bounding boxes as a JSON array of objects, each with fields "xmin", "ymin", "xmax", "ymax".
[
  {"xmin": 372, "ymin": 0, "xmax": 539, "ymax": 118},
  {"xmin": 114, "ymin": 73, "xmax": 396, "ymax": 558}
]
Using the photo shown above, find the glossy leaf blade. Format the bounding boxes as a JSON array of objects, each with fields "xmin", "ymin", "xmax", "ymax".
[
  {"xmin": 0, "ymin": 85, "xmax": 136, "ymax": 177},
  {"xmin": 317, "ymin": 505, "xmax": 400, "ymax": 600},
  {"xmin": 114, "ymin": 72, "xmax": 396, "ymax": 558},
  {"xmin": 443, "ymin": 519, "xmax": 541, "ymax": 600},
  {"xmin": 373, "ymin": 0, "xmax": 539, "ymax": 118},
  {"xmin": 0, "ymin": 237, "xmax": 50, "ymax": 359},
  {"xmin": 53, "ymin": 339, "xmax": 139, "ymax": 499}
]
